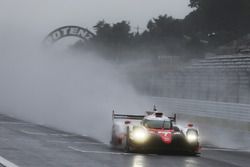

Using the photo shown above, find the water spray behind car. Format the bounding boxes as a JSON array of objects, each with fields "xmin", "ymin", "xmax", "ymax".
[{"xmin": 0, "ymin": 27, "xmax": 151, "ymax": 143}]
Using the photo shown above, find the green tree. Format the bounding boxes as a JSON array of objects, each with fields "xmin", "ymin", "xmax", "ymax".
[
  {"xmin": 189, "ymin": 0, "xmax": 200, "ymax": 8},
  {"xmin": 112, "ymin": 21, "xmax": 131, "ymax": 44},
  {"xmin": 184, "ymin": 0, "xmax": 250, "ymax": 49},
  {"xmin": 93, "ymin": 20, "xmax": 112, "ymax": 43},
  {"xmin": 93, "ymin": 20, "xmax": 131, "ymax": 45},
  {"xmin": 146, "ymin": 15, "xmax": 183, "ymax": 40},
  {"xmin": 187, "ymin": 0, "xmax": 250, "ymax": 33}
]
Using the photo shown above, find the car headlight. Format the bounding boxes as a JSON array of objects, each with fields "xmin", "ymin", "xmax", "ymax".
[
  {"xmin": 186, "ymin": 130, "xmax": 198, "ymax": 143},
  {"xmin": 130, "ymin": 128, "xmax": 148, "ymax": 143}
]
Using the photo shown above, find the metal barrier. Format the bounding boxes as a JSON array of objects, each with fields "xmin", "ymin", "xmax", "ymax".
[{"xmin": 151, "ymin": 97, "xmax": 250, "ymax": 122}]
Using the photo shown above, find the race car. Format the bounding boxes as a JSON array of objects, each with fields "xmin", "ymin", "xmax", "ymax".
[{"xmin": 110, "ymin": 106, "xmax": 200, "ymax": 155}]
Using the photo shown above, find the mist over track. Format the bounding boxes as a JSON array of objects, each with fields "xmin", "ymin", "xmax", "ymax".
[{"xmin": 0, "ymin": 39, "xmax": 150, "ymax": 142}]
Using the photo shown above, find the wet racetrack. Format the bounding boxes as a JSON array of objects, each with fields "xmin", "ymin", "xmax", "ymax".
[{"xmin": 0, "ymin": 114, "xmax": 249, "ymax": 167}]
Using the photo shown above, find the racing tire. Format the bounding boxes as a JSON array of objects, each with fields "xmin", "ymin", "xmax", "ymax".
[
  {"xmin": 189, "ymin": 144, "xmax": 200, "ymax": 156},
  {"xmin": 189, "ymin": 151, "xmax": 200, "ymax": 156}
]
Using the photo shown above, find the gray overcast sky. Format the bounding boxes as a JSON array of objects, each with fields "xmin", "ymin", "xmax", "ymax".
[{"xmin": 1, "ymin": 0, "xmax": 191, "ymax": 36}]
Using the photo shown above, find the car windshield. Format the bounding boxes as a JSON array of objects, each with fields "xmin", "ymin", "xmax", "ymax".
[{"xmin": 142, "ymin": 119, "xmax": 171, "ymax": 129}]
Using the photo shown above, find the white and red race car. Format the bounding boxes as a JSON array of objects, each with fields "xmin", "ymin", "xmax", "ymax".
[{"xmin": 110, "ymin": 106, "xmax": 201, "ymax": 155}]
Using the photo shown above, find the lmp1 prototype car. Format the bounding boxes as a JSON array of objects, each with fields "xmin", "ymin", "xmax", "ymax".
[{"xmin": 110, "ymin": 107, "xmax": 200, "ymax": 154}]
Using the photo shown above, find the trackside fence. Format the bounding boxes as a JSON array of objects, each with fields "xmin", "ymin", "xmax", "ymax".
[{"xmin": 151, "ymin": 97, "xmax": 250, "ymax": 122}]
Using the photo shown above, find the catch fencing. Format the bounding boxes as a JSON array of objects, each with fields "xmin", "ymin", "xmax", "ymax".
[
  {"xmin": 151, "ymin": 97, "xmax": 250, "ymax": 122},
  {"xmin": 144, "ymin": 54, "xmax": 250, "ymax": 104}
]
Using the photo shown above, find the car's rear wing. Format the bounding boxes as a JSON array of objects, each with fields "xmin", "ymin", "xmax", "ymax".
[{"xmin": 112, "ymin": 110, "xmax": 145, "ymax": 121}]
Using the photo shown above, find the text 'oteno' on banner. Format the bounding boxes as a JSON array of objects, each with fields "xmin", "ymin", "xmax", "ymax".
[{"xmin": 44, "ymin": 25, "xmax": 95, "ymax": 47}]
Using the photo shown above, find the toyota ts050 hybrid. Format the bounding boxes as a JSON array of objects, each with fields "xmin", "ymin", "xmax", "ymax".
[{"xmin": 110, "ymin": 106, "xmax": 200, "ymax": 155}]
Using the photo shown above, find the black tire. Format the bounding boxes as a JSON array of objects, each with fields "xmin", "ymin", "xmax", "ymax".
[
  {"xmin": 189, "ymin": 144, "xmax": 200, "ymax": 156},
  {"xmin": 189, "ymin": 151, "xmax": 200, "ymax": 156}
]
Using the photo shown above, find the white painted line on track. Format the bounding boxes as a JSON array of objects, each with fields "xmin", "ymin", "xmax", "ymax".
[
  {"xmin": 51, "ymin": 134, "xmax": 77, "ymax": 137},
  {"xmin": 0, "ymin": 156, "xmax": 19, "ymax": 167},
  {"xmin": 20, "ymin": 130, "xmax": 48, "ymax": 136},
  {"xmin": 68, "ymin": 146, "xmax": 131, "ymax": 155},
  {"xmin": 47, "ymin": 140, "xmax": 105, "ymax": 145},
  {"xmin": 203, "ymin": 147, "xmax": 250, "ymax": 152},
  {"xmin": 0, "ymin": 122, "xmax": 31, "ymax": 125},
  {"xmin": 20, "ymin": 130, "xmax": 77, "ymax": 137}
]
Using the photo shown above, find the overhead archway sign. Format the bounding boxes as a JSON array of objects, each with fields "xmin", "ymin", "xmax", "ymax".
[{"xmin": 44, "ymin": 25, "xmax": 95, "ymax": 46}]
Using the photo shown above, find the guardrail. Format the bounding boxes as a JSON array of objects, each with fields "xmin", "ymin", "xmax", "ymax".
[
  {"xmin": 151, "ymin": 97, "xmax": 250, "ymax": 122},
  {"xmin": 190, "ymin": 54, "xmax": 250, "ymax": 70}
]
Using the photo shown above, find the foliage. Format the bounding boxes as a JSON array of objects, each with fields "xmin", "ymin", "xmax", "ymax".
[
  {"xmin": 76, "ymin": 0, "xmax": 250, "ymax": 60},
  {"xmin": 93, "ymin": 20, "xmax": 131, "ymax": 45}
]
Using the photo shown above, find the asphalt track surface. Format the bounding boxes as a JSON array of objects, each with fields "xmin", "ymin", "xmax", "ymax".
[{"xmin": 0, "ymin": 114, "xmax": 249, "ymax": 167}]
